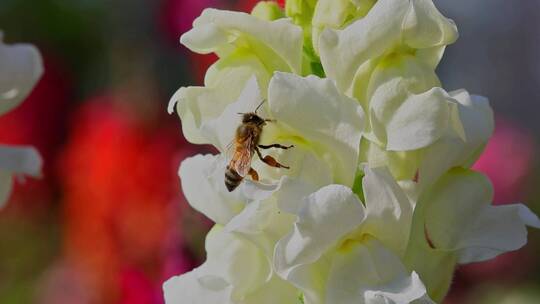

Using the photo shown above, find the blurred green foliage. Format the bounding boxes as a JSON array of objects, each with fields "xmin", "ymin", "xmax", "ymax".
[{"xmin": 0, "ymin": 212, "xmax": 59, "ymax": 303}]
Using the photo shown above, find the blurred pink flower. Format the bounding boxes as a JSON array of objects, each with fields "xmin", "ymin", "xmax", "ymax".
[
  {"xmin": 120, "ymin": 268, "xmax": 162, "ymax": 304},
  {"xmin": 160, "ymin": 0, "xmax": 219, "ymax": 43},
  {"xmin": 236, "ymin": 0, "xmax": 285, "ymax": 12},
  {"xmin": 159, "ymin": 0, "xmax": 224, "ymax": 84},
  {"xmin": 473, "ymin": 117, "xmax": 536, "ymax": 204}
]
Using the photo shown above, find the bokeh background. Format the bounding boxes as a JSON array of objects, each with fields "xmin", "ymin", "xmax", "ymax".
[{"xmin": 0, "ymin": 0, "xmax": 538, "ymax": 303}]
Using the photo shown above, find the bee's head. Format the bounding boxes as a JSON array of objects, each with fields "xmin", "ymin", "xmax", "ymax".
[{"xmin": 242, "ymin": 112, "xmax": 265, "ymax": 125}]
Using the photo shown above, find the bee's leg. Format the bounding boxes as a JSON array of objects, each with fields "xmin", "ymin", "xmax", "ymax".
[
  {"xmin": 258, "ymin": 143, "xmax": 294, "ymax": 150},
  {"xmin": 264, "ymin": 119, "xmax": 276, "ymax": 123},
  {"xmin": 262, "ymin": 155, "xmax": 290, "ymax": 169},
  {"xmin": 255, "ymin": 147, "xmax": 290, "ymax": 169},
  {"xmin": 248, "ymin": 168, "xmax": 259, "ymax": 181},
  {"xmin": 255, "ymin": 146, "xmax": 264, "ymax": 160}
]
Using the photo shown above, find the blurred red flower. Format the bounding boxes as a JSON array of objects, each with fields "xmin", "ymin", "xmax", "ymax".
[{"xmin": 58, "ymin": 98, "xmax": 196, "ymax": 304}]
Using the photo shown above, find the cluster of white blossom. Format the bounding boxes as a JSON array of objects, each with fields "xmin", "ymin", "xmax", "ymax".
[
  {"xmin": 0, "ymin": 32, "xmax": 43, "ymax": 207},
  {"xmin": 165, "ymin": 1, "xmax": 540, "ymax": 303}
]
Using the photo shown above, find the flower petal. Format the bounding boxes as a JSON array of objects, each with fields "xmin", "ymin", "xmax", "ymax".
[
  {"xmin": 181, "ymin": 8, "xmax": 303, "ymax": 74},
  {"xmin": 0, "ymin": 33, "xmax": 43, "ymax": 115},
  {"xmin": 415, "ymin": 90, "xmax": 493, "ymax": 193},
  {"xmin": 274, "ymin": 185, "xmax": 365, "ymax": 278},
  {"xmin": 163, "ymin": 268, "xmax": 233, "ymax": 304},
  {"xmin": 362, "ymin": 166, "xmax": 413, "ymax": 255},
  {"xmin": 179, "ymin": 153, "xmax": 312, "ymax": 226},
  {"xmin": 313, "ymin": 0, "xmax": 375, "ymax": 30},
  {"xmin": 326, "ymin": 237, "xmax": 431, "ymax": 304},
  {"xmin": 312, "ymin": 0, "xmax": 357, "ymax": 29},
  {"xmin": 168, "ymin": 56, "xmax": 268, "ymax": 145},
  {"xmin": 422, "ymin": 169, "xmax": 540, "ymax": 264},
  {"xmin": 179, "ymin": 154, "xmax": 246, "ymax": 224},
  {"xmin": 269, "ymin": 72, "xmax": 365, "ymax": 186},
  {"xmin": 276, "ymin": 254, "xmax": 331, "ymax": 304},
  {"xmin": 0, "ymin": 145, "xmax": 42, "ymax": 208},
  {"xmin": 365, "ymin": 54, "xmax": 441, "ymax": 103},
  {"xmin": 225, "ymin": 197, "xmax": 295, "ymax": 260},
  {"xmin": 362, "ymin": 89, "xmax": 493, "ymax": 199},
  {"xmin": 451, "ymin": 90, "xmax": 494, "ymax": 161},
  {"xmin": 251, "ymin": 1, "xmax": 285, "ymax": 21},
  {"xmin": 241, "ymin": 275, "xmax": 299, "ymax": 304},
  {"xmin": 319, "ymin": 0, "xmax": 457, "ymax": 93},
  {"xmin": 401, "ymin": 0, "xmax": 458, "ymax": 49},
  {"xmin": 371, "ymin": 86, "xmax": 458, "ymax": 151},
  {"xmin": 204, "ymin": 227, "xmax": 270, "ymax": 298},
  {"xmin": 457, "ymin": 204, "xmax": 540, "ymax": 264},
  {"xmin": 275, "ymin": 177, "xmax": 321, "ymax": 214},
  {"xmin": 195, "ymin": 73, "xmax": 338, "ymax": 185},
  {"xmin": 0, "ymin": 145, "xmax": 42, "ymax": 177},
  {"xmin": 199, "ymin": 76, "xmax": 265, "ymax": 151},
  {"xmin": 170, "ymin": 7, "xmax": 303, "ymax": 146},
  {"xmin": 311, "ymin": 0, "xmax": 376, "ymax": 55},
  {"xmin": 164, "ymin": 226, "xmax": 296, "ymax": 304},
  {"xmin": 360, "ymin": 139, "xmax": 420, "ymax": 181}
]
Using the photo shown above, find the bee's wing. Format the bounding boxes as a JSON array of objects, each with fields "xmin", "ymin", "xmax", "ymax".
[
  {"xmin": 225, "ymin": 139, "xmax": 235, "ymax": 162},
  {"xmin": 229, "ymin": 140, "xmax": 254, "ymax": 177}
]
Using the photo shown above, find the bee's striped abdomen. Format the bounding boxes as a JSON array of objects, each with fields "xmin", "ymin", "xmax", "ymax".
[{"xmin": 225, "ymin": 166, "xmax": 243, "ymax": 192}]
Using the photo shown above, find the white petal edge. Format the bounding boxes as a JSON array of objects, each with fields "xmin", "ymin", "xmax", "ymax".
[
  {"xmin": 0, "ymin": 33, "xmax": 43, "ymax": 115},
  {"xmin": 457, "ymin": 203, "xmax": 540, "ymax": 264},
  {"xmin": 168, "ymin": 60, "xmax": 267, "ymax": 145},
  {"xmin": 0, "ymin": 145, "xmax": 42, "ymax": 207},
  {"xmin": 0, "ymin": 145, "xmax": 42, "ymax": 177}
]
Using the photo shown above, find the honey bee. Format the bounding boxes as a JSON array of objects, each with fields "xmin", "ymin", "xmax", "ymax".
[{"xmin": 225, "ymin": 101, "xmax": 293, "ymax": 192}]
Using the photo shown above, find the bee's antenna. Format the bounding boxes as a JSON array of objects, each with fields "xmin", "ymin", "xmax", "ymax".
[{"xmin": 254, "ymin": 99, "xmax": 266, "ymax": 113}]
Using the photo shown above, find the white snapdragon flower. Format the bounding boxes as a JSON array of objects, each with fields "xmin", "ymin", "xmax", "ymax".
[
  {"xmin": 165, "ymin": 1, "xmax": 540, "ymax": 303},
  {"xmin": 0, "ymin": 32, "xmax": 43, "ymax": 207},
  {"xmin": 274, "ymin": 166, "xmax": 428, "ymax": 304}
]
